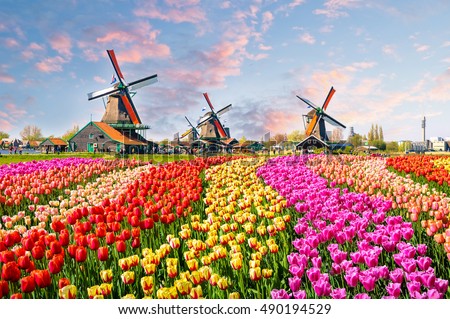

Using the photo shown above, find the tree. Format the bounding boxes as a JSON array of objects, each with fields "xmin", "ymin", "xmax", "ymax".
[
  {"xmin": 0, "ymin": 131, "xmax": 9, "ymax": 139},
  {"xmin": 287, "ymin": 130, "xmax": 305, "ymax": 142},
  {"xmin": 273, "ymin": 133, "xmax": 286, "ymax": 144},
  {"xmin": 368, "ymin": 124, "xmax": 375, "ymax": 141},
  {"xmin": 239, "ymin": 136, "xmax": 247, "ymax": 144},
  {"xmin": 62, "ymin": 125, "xmax": 79, "ymax": 141},
  {"xmin": 348, "ymin": 133, "xmax": 363, "ymax": 147},
  {"xmin": 386, "ymin": 141, "xmax": 398, "ymax": 152},
  {"xmin": 20, "ymin": 125, "xmax": 43, "ymax": 141},
  {"xmin": 374, "ymin": 124, "xmax": 379, "ymax": 140},
  {"xmin": 378, "ymin": 126, "xmax": 384, "ymax": 141}
]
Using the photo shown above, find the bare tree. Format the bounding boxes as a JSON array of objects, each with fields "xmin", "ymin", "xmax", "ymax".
[
  {"xmin": 62, "ymin": 125, "xmax": 79, "ymax": 141},
  {"xmin": 20, "ymin": 125, "xmax": 43, "ymax": 141}
]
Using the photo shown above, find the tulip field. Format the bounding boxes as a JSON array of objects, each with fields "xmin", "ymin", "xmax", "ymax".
[{"xmin": 0, "ymin": 154, "xmax": 449, "ymax": 299}]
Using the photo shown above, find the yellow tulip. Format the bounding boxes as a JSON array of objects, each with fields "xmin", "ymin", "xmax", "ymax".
[
  {"xmin": 87, "ymin": 285, "xmax": 101, "ymax": 299},
  {"xmin": 121, "ymin": 294, "xmax": 136, "ymax": 299},
  {"xmin": 140, "ymin": 276, "xmax": 154, "ymax": 295},
  {"xmin": 217, "ymin": 277, "xmax": 228, "ymax": 290},
  {"xmin": 230, "ymin": 257, "xmax": 243, "ymax": 270},
  {"xmin": 121, "ymin": 271, "xmax": 135, "ymax": 285},
  {"xmin": 100, "ymin": 269, "xmax": 113, "ymax": 283},
  {"xmin": 229, "ymin": 292, "xmax": 240, "ymax": 299},
  {"xmin": 190, "ymin": 285, "xmax": 203, "ymax": 299},
  {"xmin": 249, "ymin": 267, "xmax": 262, "ymax": 281},
  {"xmin": 59, "ymin": 284, "xmax": 77, "ymax": 299},
  {"xmin": 175, "ymin": 279, "xmax": 192, "ymax": 295}
]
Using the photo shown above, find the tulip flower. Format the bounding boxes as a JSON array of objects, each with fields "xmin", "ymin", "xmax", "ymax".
[
  {"xmin": 190, "ymin": 285, "xmax": 202, "ymax": 299},
  {"xmin": 140, "ymin": 276, "xmax": 154, "ymax": 295},
  {"xmin": 100, "ymin": 269, "xmax": 113, "ymax": 283},
  {"xmin": 58, "ymin": 277, "xmax": 70, "ymax": 289},
  {"xmin": 1, "ymin": 262, "xmax": 21, "ymax": 282},
  {"xmin": 20, "ymin": 275, "xmax": 36, "ymax": 294},
  {"xmin": 59, "ymin": 284, "xmax": 77, "ymax": 299},
  {"xmin": 121, "ymin": 271, "xmax": 135, "ymax": 285}
]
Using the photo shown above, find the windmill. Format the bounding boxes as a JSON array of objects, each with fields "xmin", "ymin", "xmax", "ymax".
[
  {"xmin": 87, "ymin": 49, "xmax": 157, "ymax": 128},
  {"xmin": 196, "ymin": 92, "xmax": 232, "ymax": 140},
  {"xmin": 180, "ymin": 116, "xmax": 200, "ymax": 142},
  {"xmin": 296, "ymin": 86, "xmax": 345, "ymax": 142}
]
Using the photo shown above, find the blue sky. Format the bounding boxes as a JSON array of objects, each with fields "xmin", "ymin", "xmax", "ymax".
[{"xmin": 1, "ymin": 0, "xmax": 450, "ymax": 142}]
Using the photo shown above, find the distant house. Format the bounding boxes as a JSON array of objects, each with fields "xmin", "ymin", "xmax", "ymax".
[
  {"xmin": 68, "ymin": 121, "xmax": 154, "ymax": 153},
  {"xmin": 39, "ymin": 138, "xmax": 68, "ymax": 153}
]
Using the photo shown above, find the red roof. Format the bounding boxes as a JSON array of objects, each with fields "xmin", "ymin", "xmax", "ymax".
[
  {"xmin": 49, "ymin": 138, "xmax": 68, "ymax": 146},
  {"xmin": 94, "ymin": 122, "xmax": 146, "ymax": 146}
]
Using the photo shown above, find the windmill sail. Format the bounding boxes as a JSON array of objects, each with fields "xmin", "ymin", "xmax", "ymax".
[{"xmin": 87, "ymin": 49, "xmax": 158, "ymax": 126}]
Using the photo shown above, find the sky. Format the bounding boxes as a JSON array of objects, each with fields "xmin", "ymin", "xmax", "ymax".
[{"xmin": 1, "ymin": 0, "xmax": 450, "ymax": 143}]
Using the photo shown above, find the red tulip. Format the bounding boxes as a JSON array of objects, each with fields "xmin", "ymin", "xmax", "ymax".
[
  {"xmin": 96, "ymin": 226, "xmax": 107, "ymax": 238},
  {"xmin": 67, "ymin": 244, "xmax": 77, "ymax": 258},
  {"xmin": 0, "ymin": 250, "xmax": 15, "ymax": 263},
  {"xmin": 0, "ymin": 280, "xmax": 9, "ymax": 298},
  {"xmin": 131, "ymin": 237, "xmax": 141, "ymax": 249},
  {"xmin": 48, "ymin": 259, "xmax": 62, "ymax": 274},
  {"xmin": 75, "ymin": 246, "xmax": 87, "ymax": 262},
  {"xmin": 17, "ymin": 255, "xmax": 31, "ymax": 269},
  {"xmin": 131, "ymin": 227, "xmax": 140, "ymax": 238},
  {"xmin": 88, "ymin": 237, "xmax": 100, "ymax": 251},
  {"xmin": 32, "ymin": 269, "xmax": 51, "ymax": 288},
  {"xmin": 59, "ymin": 277, "xmax": 71, "ymax": 289},
  {"xmin": 51, "ymin": 220, "xmax": 66, "ymax": 233},
  {"xmin": 1, "ymin": 262, "xmax": 21, "ymax": 282},
  {"xmin": 106, "ymin": 232, "xmax": 115, "ymax": 245},
  {"xmin": 22, "ymin": 237, "xmax": 34, "ymax": 251},
  {"xmin": 59, "ymin": 232, "xmax": 70, "ymax": 247},
  {"xmin": 11, "ymin": 293, "xmax": 23, "ymax": 299},
  {"xmin": 116, "ymin": 240, "xmax": 126, "ymax": 253},
  {"xmin": 31, "ymin": 246, "xmax": 45, "ymax": 260},
  {"xmin": 97, "ymin": 246, "xmax": 109, "ymax": 262},
  {"xmin": 20, "ymin": 275, "xmax": 36, "ymax": 294},
  {"xmin": 50, "ymin": 241, "xmax": 62, "ymax": 255}
]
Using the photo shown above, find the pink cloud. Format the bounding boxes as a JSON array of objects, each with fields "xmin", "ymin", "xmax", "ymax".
[
  {"xmin": 134, "ymin": 0, "xmax": 206, "ymax": 24},
  {"xmin": 264, "ymin": 110, "xmax": 302, "ymax": 133},
  {"xmin": 93, "ymin": 22, "xmax": 171, "ymax": 62},
  {"xmin": 414, "ymin": 44, "xmax": 429, "ymax": 52},
  {"xmin": 49, "ymin": 33, "xmax": 73, "ymax": 57},
  {"xmin": 0, "ymin": 118, "xmax": 13, "ymax": 132},
  {"xmin": 258, "ymin": 44, "xmax": 272, "ymax": 51},
  {"xmin": 299, "ymin": 32, "xmax": 316, "ymax": 44},
  {"xmin": 261, "ymin": 11, "xmax": 274, "ymax": 32},
  {"xmin": 5, "ymin": 103, "xmax": 27, "ymax": 118},
  {"xmin": 93, "ymin": 76, "xmax": 106, "ymax": 84},
  {"xmin": 314, "ymin": 0, "xmax": 361, "ymax": 18},
  {"xmin": 35, "ymin": 56, "xmax": 66, "ymax": 73},
  {"xmin": 276, "ymin": 0, "xmax": 305, "ymax": 15},
  {"xmin": 0, "ymin": 69, "xmax": 15, "ymax": 83},
  {"xmin": 5, "ymin": 38, "xmax": 19, "ymax": 48},
  {"xmin": 21, "ymin": 42, "xmax": 45, "ymax": 61}
]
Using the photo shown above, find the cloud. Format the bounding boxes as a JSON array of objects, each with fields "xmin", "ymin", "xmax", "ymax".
[
  {"xmin": 5, "ymin": 102, "xmax": 27, "ymax": 118},
  {"xmin": 49, "ymin": 33, "xmax": 73, "ymax": 57},
  {"xmin": 314, "ymin": 0, "xmax": 361, "ymax": 18},
  {"xmin": 93, "ymin": 76, "xmax": 106, "ymax": 84},
  {"xmin": 35, "ymin": 56, "xmax": 67, "ymax": 73},
  {"xmin": 0, "ymin": 65, "xmax": 15, "ymax": 83},
  {"xmin": 261, "ymin": 11, "xmax": 274, "ymax": 32},
  {"xmin": 4, "ymin": 38, "xmax": 19, "ymax": 48},
  {"xmin": 21, "ymin": 42, "xmax": 45, "ymax": 61},
  {"xmin": 414, "ymin": 44, "xmax": 429, "ymax": 52},
  {"xmin": 85, "ymin": 21, "xmax": 171, "ymax": 63},
  {"xmin": 134, "ymin": 0, "xmax": 206, "ymax": 24},
  {"xmin": 299, "ymin": 32, "xmax": 316, "ymax": 44},
  {"xmin": 258, "ymin": 44, "xmax": 272, "ymax": 51},
  {"xmin": 276, "ymin": 0, "xmax": 306, "ymax": 15},
  {"xmin": 220, "ymin": 1, "xmax": 231, "ymax": 9}
]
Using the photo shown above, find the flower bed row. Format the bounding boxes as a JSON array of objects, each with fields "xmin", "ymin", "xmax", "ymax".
[
  {"xmin": 306, "ymin": 155, "xmax": 450, "ymax": 261},
  {"xmin": 257, "ymin": 155, "xmax": 449, "ymax": 299},
  {"xmin": 0, "ymin": 156, "xmax": 239, "ymax": 299}
]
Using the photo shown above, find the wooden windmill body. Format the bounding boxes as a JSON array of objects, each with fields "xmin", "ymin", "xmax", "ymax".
[
  {"xmin": 297, "ymin": 87, "xmax": 346, "ymax": 149},
  {"xmin": 181, "ymin": 93, "xmax": 232, "ymax": 152},
  {"xmin": 86, "ymin": 50, "xmax": 158, "ymax": 152}
]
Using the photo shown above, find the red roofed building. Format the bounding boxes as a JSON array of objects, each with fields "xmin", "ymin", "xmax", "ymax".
[
  {"xmin": 39, "ymin": 137, "xmax": 68, "ymax": 153},
  {"xmin": 68, "ymin": 121, "xmax": 156, "ymax": 153}
]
